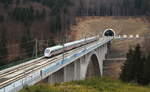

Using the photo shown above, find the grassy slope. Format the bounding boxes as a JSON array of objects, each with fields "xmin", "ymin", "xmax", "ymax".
[
  {"xmin": 70, "ymin": 16, "xmax": 150, "ymax": 57},
  {"xmin": 20, "ymin": 78, "xmax": 150, "ymax": 92}
]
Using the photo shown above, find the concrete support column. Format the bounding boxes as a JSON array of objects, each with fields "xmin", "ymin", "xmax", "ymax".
[
  {"xmin": 106, "ymin": 44, "xmax": 108, "ymax": 56},
  {"xmin": 99, "ymin": 45, "xmax": 107, "ymax": 76},
  {"xmin": 99, "ymin": 47, "xmax": 102, "ymax": 58},
  {"xmin": 64, "ymin": 63, "xmax": 75, "ymax": 82},
  {"xmin": 74, "ymin": 59, "xmax": 81, "ymax": 80},
  {"xmin": 48, "ymin": 68, "xmax": 64, "ymax": 84},
  {"xmin": 103, "ymin": 45, "xmax": 106, "ymax": 59},
  {"xmin": 99, "ymin": 48, "xmax": 103, "ymax": 76},
  {"xmin": 105, "ymin": 44, "xmax": 108, "ymax": 55},
  {"xmin": 80, "ymin": 56, "xmax": 87, "ymax": 80},
  {"xmin": 101, "ymin": 46, "xmax": 105, "ymax": 60}
]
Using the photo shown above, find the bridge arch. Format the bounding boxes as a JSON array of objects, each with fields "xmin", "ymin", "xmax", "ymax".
[
  {"xmin": 103, "ymin": 29, "xmax": 115, "ymax": 37},
  {"xmin": 85, "ymin": 52, "xmax": 101, "ymax": 78}
]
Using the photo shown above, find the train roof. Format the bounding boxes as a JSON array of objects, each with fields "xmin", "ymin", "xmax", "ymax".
[
  {"xmin": 64, "ymin": 36, "xmax": 96, "ymax": 47},
  {"xmin": 45, "ymin": 36, "xmax": 97, "ymax": 51},
  {"xmin": 46, "ymin": 45, "xmax": 63, "ymax": 51},
  {"xmin": 64, "ymin": 39, "xmax": 85, "ymax": 47}
]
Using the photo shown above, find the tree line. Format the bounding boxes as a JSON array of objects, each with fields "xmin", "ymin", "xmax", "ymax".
[
  {"xmin": 75, "ymin": 0, "xmax": 150, "ymax": 16},
  {"xmin": 0, "ymin": 26, "xmax": 8, "ymax": 66},
  {"xmin": 120, "ymin": 44, "xmax": 150, "ymax": 85},
  {"xmin": 12, "ymin": 6, "xmax": 46, "ymax": 25},
  {"xmin": 0, "ymin": 0, "xmax": 12, "ymax": 8}
]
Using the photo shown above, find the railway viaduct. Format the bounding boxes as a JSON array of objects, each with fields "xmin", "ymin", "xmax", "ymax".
[
  {"xmin": 0, "ymin": 30, "xmax": 114, "ymax": 92},
  {"xmin": 45, "ymin": 42, "xmax": 108, "ymax": 83}
]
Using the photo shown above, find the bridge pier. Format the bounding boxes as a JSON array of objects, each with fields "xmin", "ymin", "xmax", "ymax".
[
  {"xmin": 74, "ymin": 59, "xmax": 81, "ymax": 80},
  {"xmin": 64, "ymin": 63, "xmax": 75, "ymax": 82},
  {"xmin": 48, "ymin": 68, "xmax": 64, "ymax": 84},
  {"xmin": 80, "ymin": 56, "xmax": 88, "ymax": 80}
]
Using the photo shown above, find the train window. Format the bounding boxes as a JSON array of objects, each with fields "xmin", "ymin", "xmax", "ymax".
[
  {"xmin": 45, "ymin": 49, "xmax": 50, "ymax": 53},
  {"xmin": 51, "ymin": 51, "xmax": 54, "ymax": 53},
  {"xmin": 55, "ymin": 48, "xmax": 62, "ymax": 52},
  {"xmin": 55, "ymin": 49, "xmax": 59, "ymax": 52}
]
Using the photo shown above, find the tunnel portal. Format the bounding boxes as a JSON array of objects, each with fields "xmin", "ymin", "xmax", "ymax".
[{"xmin": 103, "ymin": 29, "xmax": 115, "ymax": 37}]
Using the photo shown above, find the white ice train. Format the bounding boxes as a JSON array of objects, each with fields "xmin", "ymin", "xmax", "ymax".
[{"xmin": 44, "ymin": 36, "xmax": 98, "ymax": 57}]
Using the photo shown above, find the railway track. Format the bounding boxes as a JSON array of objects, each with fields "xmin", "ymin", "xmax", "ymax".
[{"xmin": 0, "ymin": 58, "xmax": 45, "ymax": 78}]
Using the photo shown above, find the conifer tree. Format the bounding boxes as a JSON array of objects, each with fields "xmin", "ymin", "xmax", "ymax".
[
  {"xmin": 120, "ymin": 47, "xmax": 134, "ymax": 82},
  {"xmin": 120, "ymin": 44, "xmax": 144, "ymax": 84},
  {"xmin": 0, "ymin": 27, "xmax": 8, "ymax": 66},
  {"xmin": 16, "ymin": 0, "xmax": 20, "ymax": 5},
  {"xmin": 133, "ymin": 44, "xmax": 144, "ymax": 84},
  {"xmin": 41, "ymin": 8, "xmax": 46, "ymax": 18},
  {"xmin": 20, "ymin": 27, "xmax": 35, "ymax": 57},
  {"xmin": 0, "ymin": 15, "xmax": 4, "ymax": 23},
  {"xmin": 143, "ymin": 53, "xmax": 150, "ymax": 85}
]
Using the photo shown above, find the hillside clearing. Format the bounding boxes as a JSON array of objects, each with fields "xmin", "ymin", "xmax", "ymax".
[{"xmin": 71, "ymin": 16, "xmax": 150, "ymax": 57}]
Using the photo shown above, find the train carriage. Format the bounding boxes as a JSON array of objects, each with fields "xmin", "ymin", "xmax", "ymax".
[{"xmin": 44, "ymin": 36, "xmax": 98, "ymax": 57}]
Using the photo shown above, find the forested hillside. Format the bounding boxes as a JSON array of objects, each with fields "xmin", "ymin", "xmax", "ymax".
[
  {"xmin": 0, "ymin": 0, "xmax": 150, "ymax": 67},
  {"xmin": 76, "ymin": 0, "xmax": 150, "ymax": 16},
  {"xmin": 0, "ymin": 0, "xmax": 76, "ymax": 66}
]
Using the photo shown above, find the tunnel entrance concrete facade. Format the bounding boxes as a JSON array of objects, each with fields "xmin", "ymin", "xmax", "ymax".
[{"xmin": 86, "ymin": 54, "xmax": 101, "ymax": 78}]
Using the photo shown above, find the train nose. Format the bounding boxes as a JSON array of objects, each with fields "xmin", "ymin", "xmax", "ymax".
[{"xmin": 44, "ymin": 53, "xmax": 50, "ymax": 57}]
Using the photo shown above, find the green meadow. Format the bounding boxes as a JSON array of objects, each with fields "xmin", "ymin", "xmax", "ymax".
[{"xmin": 20, "ymin": 77, "xmax": 150, "ymax": 92}]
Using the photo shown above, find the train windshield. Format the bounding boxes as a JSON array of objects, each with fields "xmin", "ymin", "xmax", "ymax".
[{"xmin": 45, "ymin": 49, "xmax": 50, "ymax": 53}]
